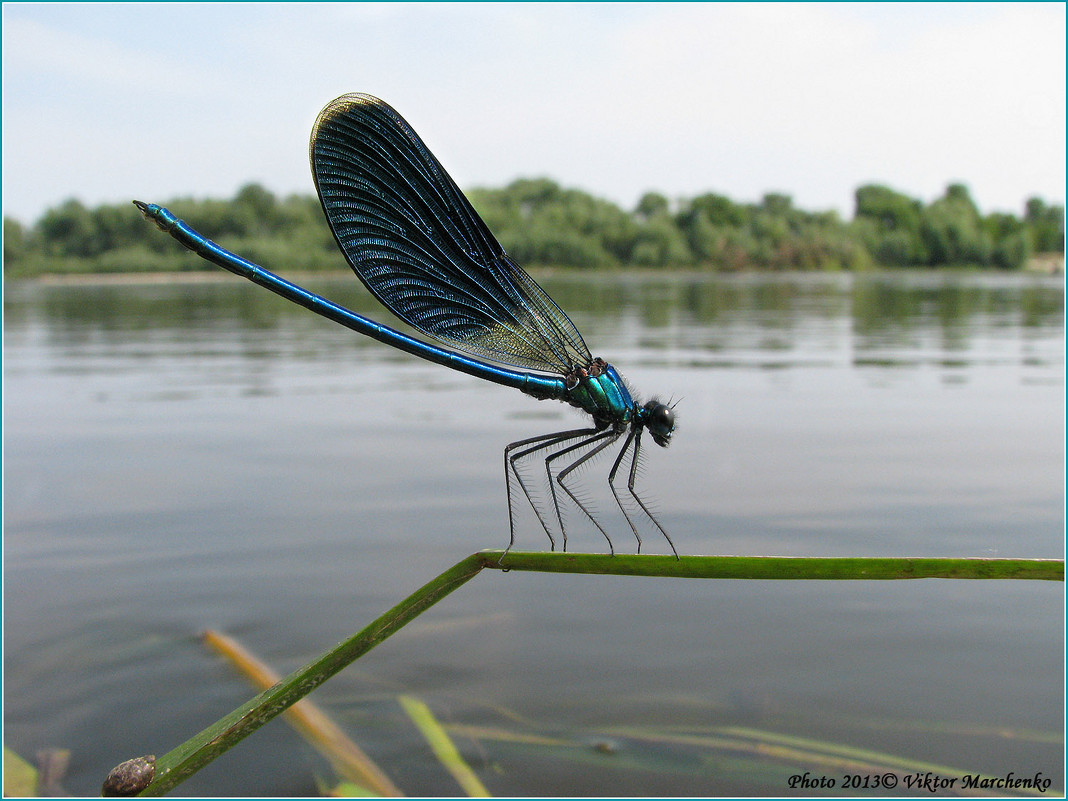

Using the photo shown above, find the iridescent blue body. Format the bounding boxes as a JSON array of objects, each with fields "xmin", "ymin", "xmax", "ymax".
[
  {"xmin": 135, "ymin": 93, "xmax": 677, "ymax": 555},
  {"xmin": 570, "ymin": 362, "xmax": 633, "ymax": 423},
  {"xmin": 135, "ymin": 202, "xmax": 567, "ymax": 403}
]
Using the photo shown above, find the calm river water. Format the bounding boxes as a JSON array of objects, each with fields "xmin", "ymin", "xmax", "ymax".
[{"xmin": 4, "ymin": 270, "xmax": 1064, "ymax": 796}]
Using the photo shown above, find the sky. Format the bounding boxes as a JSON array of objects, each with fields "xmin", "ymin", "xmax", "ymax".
[{"xmin": 2, "ymin": 2, "xmax": 1065, "ymax": 226}]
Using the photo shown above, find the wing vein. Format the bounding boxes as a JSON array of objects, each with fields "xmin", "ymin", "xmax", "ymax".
[{"xmin": 310, "ymin": 93, "xmax": 591, "ymax": 375}]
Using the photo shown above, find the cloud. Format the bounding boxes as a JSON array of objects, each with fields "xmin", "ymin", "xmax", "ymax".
[
  {"xmin": 2, "ymin": 3, "xmax": 1064, "ymax": 224},
  {"xmin": 1, "ymin": 15, "xmax": 219, "ymax": 97}
]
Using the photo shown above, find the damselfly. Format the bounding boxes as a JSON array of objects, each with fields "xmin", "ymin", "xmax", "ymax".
[{"xmin": 135, "ymin": 94, "xmax": 678, "ymax": 556}]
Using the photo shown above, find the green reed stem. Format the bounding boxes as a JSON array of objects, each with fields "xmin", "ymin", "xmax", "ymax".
[
  {"xmin": 131, "ymin": 551, "xmax": 1061, "ymax": 795},
  {"xmin": 479, "ymin": 551, "xmax": 1065, "ymax": 581},
  {"xmin": 137, "ymin": 553, "xmax": 485, "ymax": 796}
]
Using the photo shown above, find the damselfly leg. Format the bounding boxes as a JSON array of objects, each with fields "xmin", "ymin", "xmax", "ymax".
[
  {"xmin": 607, "ymin": 427, "xmax": 679, "ymax": 558},
  {"xmin": 505, "ymin": 421, "xmax": 678, "ymax": 558},
  {"xmin": 546, "ymin": 427, "xmax": 626, "ymax": 553},
  {"xmin": 505, "ymin": 427, "xmax": 600, "ymax": 551}
]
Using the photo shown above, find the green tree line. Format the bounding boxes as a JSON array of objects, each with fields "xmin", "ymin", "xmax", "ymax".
[{"xmin": 4, "ymin": 179, "xmax": 1063, "ymax": 278}]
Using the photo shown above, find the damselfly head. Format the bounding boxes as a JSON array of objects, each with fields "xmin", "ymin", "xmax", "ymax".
[{"xmin": 643, "ymin": 400, "xmax": 675, "ymax": 447}]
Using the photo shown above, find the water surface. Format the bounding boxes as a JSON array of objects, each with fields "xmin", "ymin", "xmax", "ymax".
[{"xmin": 4, "ymin": 270, "xmax": 1064, "ymax": 796}]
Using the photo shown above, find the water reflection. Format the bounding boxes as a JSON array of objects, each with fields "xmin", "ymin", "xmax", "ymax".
[
  {"xmin": 6, "ymin": 270, "xmax": 1062, "ymax": 364},
  {"xmin": 3, "ymin": 270, "xmax": 1064, "ymax": 797}
]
